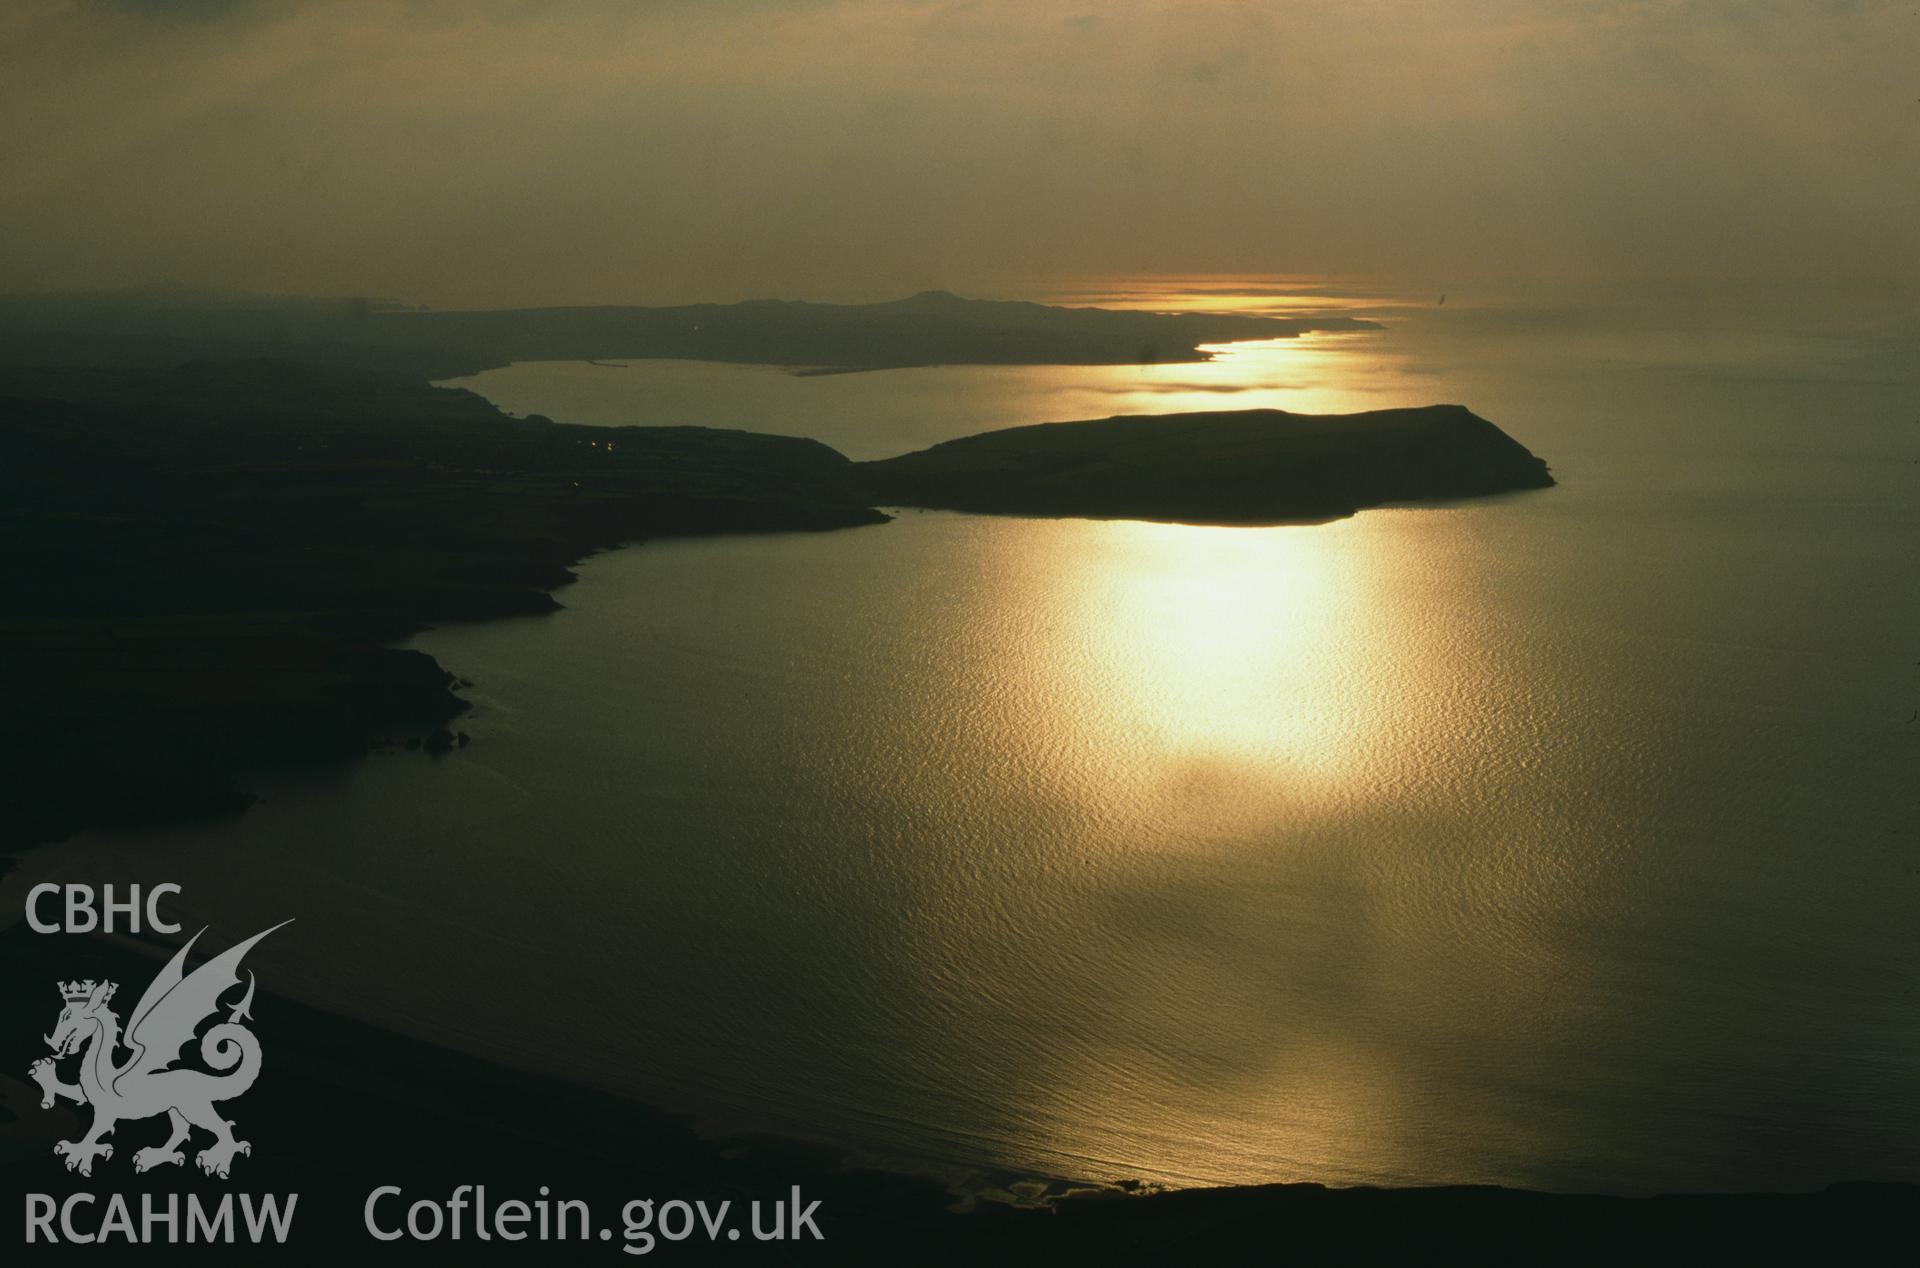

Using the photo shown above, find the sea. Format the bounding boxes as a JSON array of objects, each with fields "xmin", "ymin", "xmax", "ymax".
[{"xmin": 8, "ymin": 278, "xmax": 1916, "ymax": 1196}]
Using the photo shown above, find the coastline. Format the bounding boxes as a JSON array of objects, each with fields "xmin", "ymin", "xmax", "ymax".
[
  {"xmin": 0, "ymin": 364, "xmax": 1552, "ymax": 855},
  {"xmin": 4, "ymin": 924, "xmax": 1911, "ymax": 1263},
  {"xmin": 0, "ymin": 290, "xmax": 1382, "ymax": 384},
  {"xmin": 15, "ymin": 354, "xmax": 1902, "ymax": 1254},
  {"xmin": 0, "ymin": 361, "xmax": 887, "ymax": 855}
]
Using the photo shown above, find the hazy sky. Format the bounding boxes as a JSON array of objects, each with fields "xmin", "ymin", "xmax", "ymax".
[{"xmin": 2, "ymin": 1, "xmax": 1914, "ymax": 306}]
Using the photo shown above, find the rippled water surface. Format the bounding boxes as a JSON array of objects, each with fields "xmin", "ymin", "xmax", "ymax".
[{"xmin": 12, "ymin": 284, "xmax": 1917, "ymax": 1194}]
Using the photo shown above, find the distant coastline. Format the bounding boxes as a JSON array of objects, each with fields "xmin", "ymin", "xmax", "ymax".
[{"xmin": 0, "ymin": 289, "xmax": 1381, "ymax": 381}]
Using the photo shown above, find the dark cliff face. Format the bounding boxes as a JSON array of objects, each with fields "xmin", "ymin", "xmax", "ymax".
[{"xmin": 853, "ymin": 405, "xmax": 1555, "ymax": 524}]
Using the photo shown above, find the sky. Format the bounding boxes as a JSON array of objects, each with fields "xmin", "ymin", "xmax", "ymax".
[{"xmin": 1, "ymin": 1, "xmax": 1914, "ymax": 307}]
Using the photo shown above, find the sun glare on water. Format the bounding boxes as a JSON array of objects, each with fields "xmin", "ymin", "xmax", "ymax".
[{"xmin": 1016, "ymin": 275, "xmax": 1434, "ymax": 421}]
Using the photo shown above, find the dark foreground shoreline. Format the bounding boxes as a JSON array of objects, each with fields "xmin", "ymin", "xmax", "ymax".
[{"xmin": 2, "ymin": 926, "xmax": 1910, "ymax": 1264}]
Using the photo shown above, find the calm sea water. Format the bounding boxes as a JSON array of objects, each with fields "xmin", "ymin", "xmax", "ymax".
[{"xmin": 9, "ymin": 283, "xmax": 1917, "ymax": 1195}]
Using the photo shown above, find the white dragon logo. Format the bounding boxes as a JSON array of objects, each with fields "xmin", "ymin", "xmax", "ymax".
[{"xmin": 28, "ymin": 922, "xmax": 289, "ymax": 1179}]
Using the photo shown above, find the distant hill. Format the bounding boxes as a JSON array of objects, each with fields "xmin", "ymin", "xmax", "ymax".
[
  {"xmin": 0, "ymin": 289, "xmax": 1379, "ymax": 379},
  {"xmin": 856, "ymin": 405, "xmax": 1555, "ymax": 523}
]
